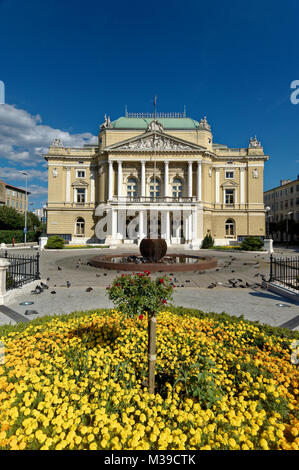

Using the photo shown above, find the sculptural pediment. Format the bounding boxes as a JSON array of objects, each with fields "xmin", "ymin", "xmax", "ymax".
[
  {"xmin": 104, "ymin": 131, "xmax": 204, "ymax": 152},
  {"xmin": 71, "ymin": 179, "xmax": 89, "ymax": 187},
  {"xmin": 221, "ymin": 180, "xmax": 238, "ymax": 188}
]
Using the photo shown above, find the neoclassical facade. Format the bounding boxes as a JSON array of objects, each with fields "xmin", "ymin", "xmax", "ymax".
[{"xmin": 44, "ymin": 112, "xmax": 269, "ymax": 247}]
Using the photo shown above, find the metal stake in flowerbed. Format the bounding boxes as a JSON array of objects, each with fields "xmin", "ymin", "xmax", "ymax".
[{"xmin": 106, "ymin": 238, "xmax": 173, "ymax": 394}]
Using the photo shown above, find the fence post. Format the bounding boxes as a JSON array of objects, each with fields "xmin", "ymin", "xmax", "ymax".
[
  {"xmin": 269, "ymin": 254, "xmax": 273, "ymax": 282},
  {"xmin": 0, "ymin": 259, "xmax": 10, "ymax": 305},
  {"xmin": 36, "ymin": 253, "xmax": 40, "ymax": 280}
]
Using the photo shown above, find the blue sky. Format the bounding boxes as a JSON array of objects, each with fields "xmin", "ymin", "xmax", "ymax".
[{"xmin": 0, "ymin": 0, "xmax": 299, "ymax": 208}]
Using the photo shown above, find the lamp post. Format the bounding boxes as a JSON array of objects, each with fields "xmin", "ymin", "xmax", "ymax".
[
  {"xmin": 286, "ymin": 211, "xmax": 293, "ymax": 248},
  {"xmin": 265, "ymin": 206, "xmax": 271, "ymax": 238},
  {"xmin": 20, "ymin": 171, "xmax": 29, "ymax": 245}
]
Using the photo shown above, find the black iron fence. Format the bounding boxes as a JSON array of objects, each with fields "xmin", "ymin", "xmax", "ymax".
[
  {"xmin": 0, "ymin": 251, "xmax": 40, "ymax": 291},
  {"xmin": 269, "ymin": 254, "xmax": 299, "ymax": 290}
]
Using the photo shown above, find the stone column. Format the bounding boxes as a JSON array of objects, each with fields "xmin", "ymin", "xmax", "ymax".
[
  {"xmin": 0, "ymin": 259, "xmax": 10, "ymax": 305},
  {"xmin": 215, "ymin": 167, "xmax": 220, "ymax": 204},
  {"xmin": 111, "ymin": 208, "xmax": 117, "ymax": 241},
  {"xmin": 164, "ymin": 161, "xmax": 169, "ymax": 198},
  {"xmin": 108, "ymin": 161, "xmax": 113, "ymax": 200},
  {"xmin": 240, "ymin": 167, "xmax": 245, "ymax": 205},
  {"xmin": 117, "ymin": 160, "xmax": 123, "ymax": 198},
  {"xmin": 188, "ymin": 161, "xmax": 193, "ymax": 198},
  {"xmin": 141, "ymin": 161, "xmax": 146, "ymax": 197},
  {"xmin": 90, "ymin": 168, "xmax": 95, "ymax": 203},
  {"xmin": 197, "ymin": 160, "xmax": 202, "ymax": 201},
  {"xmin": 161, "ymin": 210, "xmax": 170, "ymax": 241},
  {"xmin": 65, "ymin": 167, "xmax": 71, "ymax": 203},
  {"xmin": 138, "ymin": 210, "xmax": 146, "ymax": 241}
]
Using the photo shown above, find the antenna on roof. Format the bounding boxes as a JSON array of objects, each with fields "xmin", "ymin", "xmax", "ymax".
[
  {"xmin": 183, "ymin": 105, "xmax": 186, "ymax": 117},
  {"xmin": 125, "ymin": 105, "xmax": 128, "ymax": 117}
]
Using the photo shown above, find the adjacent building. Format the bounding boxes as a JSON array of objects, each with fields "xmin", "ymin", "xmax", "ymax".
[
  {"xmin": 0, "ymin": 179, "xmax": 30, "ymax": 213},
  {"xmin": 44, "ymin": 111, "xmax": 269, "ymax": 246},
  {"xmin": 264, "ymin": 176, "xmax": 299, "ymax": 239}
]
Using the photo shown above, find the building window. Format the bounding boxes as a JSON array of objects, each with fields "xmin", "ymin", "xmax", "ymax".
[
  {"xmin": 225, "ymin": 219, "xmax": 235, "ymax": 237},
  {"xmin": 150, "ymin": 178, "xmax": 160, "ymax": 198},
  {"xmin": 290, "ymin": 187, "xmax": 294, "ymax": 193},
  {"xmin": 76, "ymin": 217, "xmax": 85, "ymax": 235},
  {"xmin": 225, "ymin": 171, "xmax": 234, "ymax": 179},
  {"xmin": 225, "ymin": 189, "xmax": 234, "ymax": 205},
  {"xmin": 127, "ymin": 178, "xmax": 138, "ymax": 198},
  {"xmin": 172, "ymin": 178, "xmax": 183, "ymax": 198},
  {"xmin": 76, "ymin": 170, "xmax": 86, "ymax": 178},
  {"xmin": 76, "ymin": 188, "xmax": 86, "ymax": 203}
]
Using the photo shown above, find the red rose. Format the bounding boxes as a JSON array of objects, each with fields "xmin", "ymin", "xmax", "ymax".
[
  {"xmin": 139, "ymin": 314, "xmax": 144, "ymax": 320},
  {"xmin": 162, "ymin": 299, "xmax": 167, "ymax": 304},
  {"xmin": 159, "ymin": 278, "xmax": 164, "ymax": 283}
]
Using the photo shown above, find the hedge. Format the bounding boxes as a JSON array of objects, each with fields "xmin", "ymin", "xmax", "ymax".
[{"xmin": 0, "ymin": 230, "xmax": 38, "ymax": 244}]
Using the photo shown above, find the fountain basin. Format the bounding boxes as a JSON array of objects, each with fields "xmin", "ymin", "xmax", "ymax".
[{"xmin": 89, "ymin": 254, "xmax": 217, "ymax": 273}]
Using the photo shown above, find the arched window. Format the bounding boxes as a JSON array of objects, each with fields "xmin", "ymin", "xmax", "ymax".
[
  {"xmin": 225, "ymin": 219, "xmax": 235, "ymax": 236},
  {"xmin": 172, "ymin": 177, "xmax": 183, "ymax": 198},
  {"xmin": 150, "ymin": 177, "xmax": 160, "ymax": 198},
  {"xmin": 127, "ymin": 177, "xmax": 138, "ymax": 198},
  {"xmin": 76, "ymin": 217, "xmax": 85, "ymax": 235}
]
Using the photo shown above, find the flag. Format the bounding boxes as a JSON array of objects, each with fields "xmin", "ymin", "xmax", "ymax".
[{"xmin": 153, "ymin": 95, "xmax": 157, "ymax": 106}]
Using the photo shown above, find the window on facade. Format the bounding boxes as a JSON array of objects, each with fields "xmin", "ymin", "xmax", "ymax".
[
  {"xmin": 291, "ymin": 199, "xmax": 294, "ymax": 207},
  {"xmin": 225, "ymin": 171, "xmax": 234, "ymax": 179},
  {"xmin": 172, "ymin": 178, "xmax": 183, "ymax": 198},
  {"xmin": 127, "ymin": 178, "xmax": 138, "ymax": 198},
  {"xmin": 77, "ymin": 170, "xmax": 85, "ymax": 178},
  {"xmin": 150, "ymin": 178, "xmax": 160, "ymax": 198},
  {"xmin": 225, "ymin": 219, "xmax": 235, "ymax": 236},
  {"xmin": 76, "ymin": 217, "xmax": 85, "ymax": 235},
  {"xmin": 76, "ymin": 188, "xmax": 86, "ymax": 203},
  {"xmin": 225, "ymin": 189, "xmax": 234, "ymax": 204},
  {"xmin": 290, "ymin": 187, "xmax": 294, "ymax": 193}
]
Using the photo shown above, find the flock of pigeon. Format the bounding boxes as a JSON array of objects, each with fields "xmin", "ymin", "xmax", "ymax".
[{"xmin": 29, "ymin": 254, "xmax": 267, "ymax": 296}]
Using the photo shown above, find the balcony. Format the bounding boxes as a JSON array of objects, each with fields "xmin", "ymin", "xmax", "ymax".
[{"xmin": 110, "ymin": 196, "xmax": 198, "ymax": 204}]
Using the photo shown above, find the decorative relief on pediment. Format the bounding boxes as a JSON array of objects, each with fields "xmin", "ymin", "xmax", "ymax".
[{"xmin": 116, "ymin": 135, "xmax": 194, "ymax": 152}]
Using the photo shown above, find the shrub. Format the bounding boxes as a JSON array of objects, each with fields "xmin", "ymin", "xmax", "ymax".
[
  {"xmin": 201, "ymin": 233, "xmax": 214, "ymax": 249},
  {"xmin": 45, "ymin": 235, "xmax": 65, "ymax": 249},
  {"xmin": 240, "ymin": 237, "xmax": 264, "ymax": 251},
  {"xmin": 0, "ymin": 230, "xmax": 37, "ymax": 244}
]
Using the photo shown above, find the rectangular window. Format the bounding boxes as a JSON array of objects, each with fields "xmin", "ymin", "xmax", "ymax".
[
  {"xmin": 225, "ymin": 189, "xmax": 234, "ymax": 204},
  {"xmin": 76, "ymin": 170, "xmax": 85, "ymax": 178},
  {"xmin": 290, "ymin": 187, "xmax": 294, "ymax": 193},
  {"xmin": 76, "ymin": 188, "xmax": 86, "ymax": 203},
  {"xmin": 225, "ymin": 171, "xmax": 234, "ymax": 179}
]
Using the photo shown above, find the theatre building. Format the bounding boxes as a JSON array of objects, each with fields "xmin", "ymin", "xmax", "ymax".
[{"xmin": 44, "ymin": 111, "xmax": 269, "ymax": 247}]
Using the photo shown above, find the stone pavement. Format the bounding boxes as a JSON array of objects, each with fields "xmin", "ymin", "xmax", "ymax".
[{"xmin": 1, "ymin": 245, "xmax": 298, "ymax": 330}]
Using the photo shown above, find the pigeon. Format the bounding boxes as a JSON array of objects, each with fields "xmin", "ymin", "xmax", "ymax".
[
  {"xmin": 40, "ymin": 282, "xmax": 48, "ymax": 289},
  {"xmin": 24, "ymin": 310, "xmax": 39, "ymax": 316},
  {"xmin": 57, "ymin": 266, "xmax": 62, "ymax": 271},
  {"xmin": 86, "ymin": 287, "xmax": 93, "ymax": 292},
  {"xmin": 66, "ymin": 281, "xmax": 71, "ymax": 288},
  {"xmin": 46, "ymin": 277, "xmax": 50, "ymax": 281},
  {"xmin": 50, "ymin": 290, "xmax": 56, "ymax": 294}
]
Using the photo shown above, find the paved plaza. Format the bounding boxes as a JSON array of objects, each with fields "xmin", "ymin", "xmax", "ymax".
[{"xmin": 0, "ymin": 245, "xmax": 298, "ymax": 329}]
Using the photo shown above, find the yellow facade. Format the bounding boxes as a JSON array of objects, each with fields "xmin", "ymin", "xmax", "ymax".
[{"xmin": 44, "ymin": 114, "xmax": 269, "ymax": 246}]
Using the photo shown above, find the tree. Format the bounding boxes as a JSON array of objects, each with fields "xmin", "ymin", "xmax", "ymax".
[
  {"xmin": 106, "ymin": 271, "xmax": 173, "ymax": 394},
  {"xmin": 0, "ymin": 206, "xmax": 24, "ymax": 230}
]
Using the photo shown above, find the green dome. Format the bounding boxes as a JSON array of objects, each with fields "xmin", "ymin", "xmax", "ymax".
[{"xmin": 111, "ymin": 117, "xmax": 201, "ymax": 130}]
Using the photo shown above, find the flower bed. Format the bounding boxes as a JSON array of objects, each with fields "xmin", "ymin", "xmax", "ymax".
[{"xmin": 0, "ymin": 308, "xmax": 298, "ymax": 450}]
